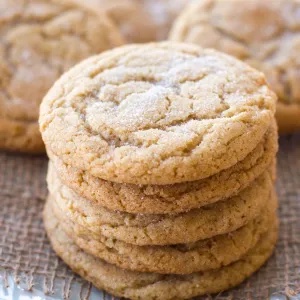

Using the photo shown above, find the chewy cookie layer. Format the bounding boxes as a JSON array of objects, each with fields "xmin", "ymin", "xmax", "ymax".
[
  {"xmin": 46, "ymin": 193, "xmax": 277, "ymax": 274},
  {"xmin": 44, "ymin": 207, "xmax": 278, "ymax": 300},
  {"xmin": 49, "ymin": 120, "xmax": 277, "ymax": 214},
  {"xmin": 47, "ymin": 167, "xmax": 273, "ymax": 245}
]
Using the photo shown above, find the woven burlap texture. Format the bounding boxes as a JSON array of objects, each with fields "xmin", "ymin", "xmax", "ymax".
[{"xmin": 0, "ymin": 134, "xmax": 299, "ymax": 300}]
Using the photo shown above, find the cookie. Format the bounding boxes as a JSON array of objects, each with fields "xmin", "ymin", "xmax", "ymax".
[
  {"xmin": 59, "ymin": 0, "xmax": 189, "ymax": 43},
  {"xmin": 0, "ymin": 118, "xmax": 44, "ymax": 154},
  {"xmin": 49, "ymin": 120, "xmax": 277, "ymax": 214},
  {"xmin": 44, "ymin": 206, "xmax": 278, "ymax": 300},
  {"xmin": 47, "ymin": 168, "xmax": 273, "ymax": 245},
  {"xmin": 142, "ymin": 0, "xmax": 190, "ymax": 41},
  {"xmin": 40, "ymin": 42, "xmax": 276, "ymax": 184},
  {"xmin": 170, "ymin": 0, "xmax": 300, "ymax": 134},
  {"xmin": 276, "ymin": 102, "xmax": 300, "ymax": 134},
  {"xmin": 0, "ymin": 0, "xmax": 124, "ymax": 153},
  {"xmin": 46, "ymin": 192, "xmax": 277, "ymax": 274}
]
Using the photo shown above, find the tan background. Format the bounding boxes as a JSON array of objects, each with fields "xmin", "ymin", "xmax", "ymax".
[{"xmin": 0, "ymin": 134, "xmax": 299, "ymax": 299}]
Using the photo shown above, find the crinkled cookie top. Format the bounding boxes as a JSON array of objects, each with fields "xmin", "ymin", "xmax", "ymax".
[
  {"xmin": 0, "ymin": 0, "xmax": 123, "ymax": 123},
  {"xmin": 40, "ymin": 42, "xmax": 276, "ymax": 185},
  {"xmin": 170, "ymin": 0, "xmax": 300, "ymax": 105}
]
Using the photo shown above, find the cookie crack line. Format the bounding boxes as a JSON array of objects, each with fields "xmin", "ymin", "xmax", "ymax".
[
  {"xmin": 47, "ymin": 59, "xmax": 271, "ymax": 142},
  {"xmin": 170, "ymin": 0, "xmax": 300, "ymax": 111},
  {"xmin": 0, "ymin": 3, "xmax": 72, "ymax": 121},
  {"xmin": 40, "ymin": 42, "xmax": 276, "ymax": 184},
  {"xmin": 1, "ymin": 0, "xmax": 124, "ymax": 125}
]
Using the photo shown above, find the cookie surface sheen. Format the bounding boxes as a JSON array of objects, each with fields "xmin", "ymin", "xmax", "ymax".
[{"xmin": 40, "ymin": 42, "xmax": 276, "ymax": 184}]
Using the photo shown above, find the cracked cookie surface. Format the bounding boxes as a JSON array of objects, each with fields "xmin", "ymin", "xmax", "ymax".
[
  {"xmin": 47, "ymin": 167, "xmax": 273, "ymax": 245},
  {"xmin": 0, "ymin": 0, "xmax": 123, "ymax": 152},
  {"xmin": 40, "ymin": 42, "xmax": 276, "ymax": 184},
  {"xmin": 44, "ymin": 205, "xmax": 278, "ymax": 300},
  {"xmin": 45, "ymin": 192, "xmax": 277, "ymax": 274},
  {"xmin": 170, "ymin": 0, "xmax": 300, "ymax": 133},
  {"xmin": 49, "ymin": 120, "xmax": 277, "ymax": 214}
]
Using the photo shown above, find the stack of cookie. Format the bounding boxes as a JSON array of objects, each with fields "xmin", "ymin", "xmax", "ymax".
[{"xmin": 40, "ymin": 42, "xmax": 279, "ymax": 299}]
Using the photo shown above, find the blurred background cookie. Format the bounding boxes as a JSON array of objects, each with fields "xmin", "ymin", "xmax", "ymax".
[
  {"xmin": 0, "ymin": 0, "xmax": 124, "ymax": 153},
  {"xmin": 170, "ymin": 0, "xmax": 300, "ymax": 134},
  {"xmin": 62, "ymin": 0, "xmax": 189, "ymax": 42}
]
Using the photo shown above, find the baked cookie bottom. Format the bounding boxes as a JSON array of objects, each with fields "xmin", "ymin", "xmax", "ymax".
[
  {"xmin": 44, "ymin": 206, "xmax": 278, "ymax": 300},
  {"xmin": 276, "ymin": 102, "xmax": 300, "ymax": 134},
  {"xmin": 45, "ymin": 191, "xmax": 277, "ymax": 274},
  {"xmin": 48, "ymin": 120, "xmax": 277, "ymax": 214},
  {"xmin": 0, "ymin": 118, "xmax": 44, "ymax": 154},
  {"xmin": 47, "ymin": 168, "xmax": 273, "ymax": 245}
]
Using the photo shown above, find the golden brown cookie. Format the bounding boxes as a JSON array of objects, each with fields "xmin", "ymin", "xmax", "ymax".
[
  {"xmin": 47, "ymin": 167, "xmax": 273, "ymax": 245},
  {"xmin": 170, "ymin": 0, "xmax": 300, "ymax": 134},
  {"xmin": 46, "ymin": 192, "xmax": 277, "ymax": 274},
  {"xmin": 44, "ymin": 206, "xmax": 278, "ymax": 300},
  {"xmin": 276, "ymin": 102, "xmax": 300, "ymax": 134},
  {"xmin": 49, "ymin": 120, "xmax": 277, "ymax": 214},
  {"xmin": 0, "ymin": 118, "xmax": 44, "ymax": 154},
  {"xmin": 40, "ymin": 42, "xmax": 276, "ymax": 184},
  {"xmin": 0, "ymin": 0, "xmax": 124, "ymax": 153},
  {"xmin": 60, "ymin": 0, "xmax": 189, "ymax": 43}
]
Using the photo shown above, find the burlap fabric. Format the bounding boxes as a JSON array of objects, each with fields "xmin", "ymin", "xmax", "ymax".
[{"xmin": 0, "ymin": 134, "xmax": 299, "ymax": 300}]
